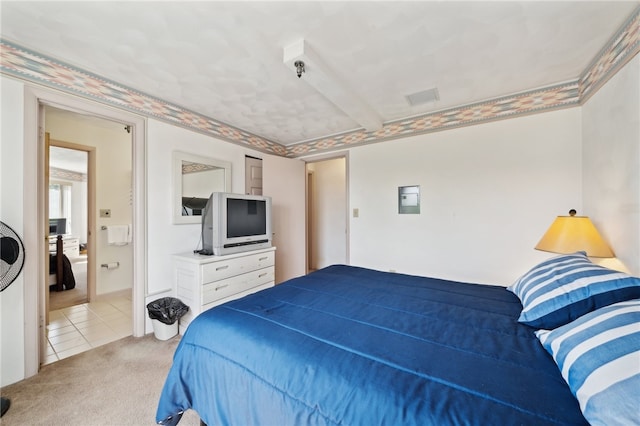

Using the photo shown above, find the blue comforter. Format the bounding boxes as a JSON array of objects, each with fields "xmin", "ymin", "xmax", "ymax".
[{"xmin": 157, "ymin": 265, "xmax": 587, "ymax": 425}]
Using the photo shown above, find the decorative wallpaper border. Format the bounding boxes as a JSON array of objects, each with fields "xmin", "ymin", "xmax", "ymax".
[
  {"xmin": 1, "ymin": 6, "xmax": 638, "ymax": 159},
  {"xmin": 580, "ymin": 7, "xmax": 640, "ymax": 102},
  {"xmin": 50, "ymin": 167, "xmax": 86, "ymax": 182},
  {"xmin": 287, "ymin": 81, "xmax": 581, "ymax": 157},
  {"xmin": 0, "ymin": 41, "xmax": 287, "ymax": 157},
  {"xmin": 182, "ymin": 161, "xmax": 219, "ymax": 174},
  {"xmin": 290, "ymin": 6, "xmax": 639, "ymax": 158}
]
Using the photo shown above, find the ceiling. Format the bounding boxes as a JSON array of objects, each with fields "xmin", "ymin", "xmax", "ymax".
[
  {"xmin": 1, "ymin": 1, "xmax": 638, "ymax": 147},
  {"xmin": 50, "ymin": 145, "xmax": 88, "ymax": 174}
]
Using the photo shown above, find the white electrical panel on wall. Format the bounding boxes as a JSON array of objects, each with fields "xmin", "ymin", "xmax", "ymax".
[{"xmin": 398, "ymin": 186, "xmax": 420, "ymax": 214}]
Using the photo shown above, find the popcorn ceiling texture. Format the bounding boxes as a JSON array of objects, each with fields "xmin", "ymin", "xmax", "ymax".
[{"xmin": 0, "ymin": 2, "xmax": 638, "ymax": 157}]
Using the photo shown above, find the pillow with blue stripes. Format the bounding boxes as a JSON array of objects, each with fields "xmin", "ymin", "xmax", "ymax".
[
  {"xmin": 536, "ymin": 299, "xmax": 639, "ymax": 426},
  {"xmin": 508, "ymin": 252, "xmax": 640, "ymax": 329}
]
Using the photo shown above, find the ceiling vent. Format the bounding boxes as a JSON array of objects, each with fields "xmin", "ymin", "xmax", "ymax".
[{"xmin": 406, "ymin": 88, "xmax": 440, "ymax": 106}]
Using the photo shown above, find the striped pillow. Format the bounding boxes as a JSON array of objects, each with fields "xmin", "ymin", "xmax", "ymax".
[
  {"xmin": 536, "ymin": 300, "xmax": 640, "ymax": 426},
  {"xmin": 508, "ymin": 252, "xmax": 640, "ymax": 328}
]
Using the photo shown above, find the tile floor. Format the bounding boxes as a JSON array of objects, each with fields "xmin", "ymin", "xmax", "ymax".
[{"xmin": 44, "ymin": 295, "xmax": 132, "ymax": 365}]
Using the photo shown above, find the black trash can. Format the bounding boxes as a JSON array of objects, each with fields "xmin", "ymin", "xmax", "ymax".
[{"xmin": 146, "ymin": 297, "xmax": 189, "ymax": 340}]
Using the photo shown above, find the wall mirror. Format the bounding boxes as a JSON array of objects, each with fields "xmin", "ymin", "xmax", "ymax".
[{"xmin": 172, "ymin": 151, "xmax": 231, "ymax": 224}]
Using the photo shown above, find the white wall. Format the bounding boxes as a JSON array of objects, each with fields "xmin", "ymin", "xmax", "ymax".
[
  {"xmin": 0, "ymin": 77, "xmax": 26, "ymax": 386},
  {"xmin": 146, "ymin": 119, "xmax": 306, "ymax": 308},
  {"xmin": 72, "ymin": 179, "xmax": 88, "ymax": 244},
  {"xmin": 582, "ymin": 54, "xmax": 640, "ymax": 276},
  {"xmin": 145, "ymin": 120, "xmax": 307, "ymax": 305},
  {"xmin": 146, "ymin": 119, "xmax": 253, "ymax": 300},
  {"xmin": 46, "ymin": 113, "xmax": 133, "ymax": 295},
  {"xmin": 348, "ymin": 108, "xmax": 583, "ymax": 285}
]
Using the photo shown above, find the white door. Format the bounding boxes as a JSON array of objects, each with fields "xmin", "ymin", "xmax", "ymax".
[
  {"xmin": 245, "ymin": 156, "xmax": 263, "ymax": 195},
  {"xmin": 262, "ymin": 155, "xmax": 306, "ymax": 283}
]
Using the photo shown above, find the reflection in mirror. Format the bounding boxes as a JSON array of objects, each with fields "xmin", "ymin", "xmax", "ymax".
[
  {"xmin": 181, "ymin": 160, "xmax": 226, "ymax": 216},
  {"xmin": 173, "ymin": 152, "xmax": 231, "ymax": 224}
]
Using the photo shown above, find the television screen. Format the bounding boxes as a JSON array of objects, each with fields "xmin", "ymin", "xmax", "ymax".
[
  {"xmin": 49, "ymin": 218, "xmax": 67, "ymax": 236},
  {"xmin": 227, "ymin": 198, "xmax": 267, "ymax": 238},
  {"xmin": 201, "ymin": 192, "xmax": 272, "ymax": 256}
]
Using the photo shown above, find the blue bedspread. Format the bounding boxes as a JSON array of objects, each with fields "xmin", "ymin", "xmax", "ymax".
[{"xmin": 156, "ymin": 265, "xmax": 587, "ymax": 425}]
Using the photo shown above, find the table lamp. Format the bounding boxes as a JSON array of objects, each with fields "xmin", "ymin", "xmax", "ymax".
[{"xmin": 535, "ymin": 209, "xmax": 614, "ymax": 258}]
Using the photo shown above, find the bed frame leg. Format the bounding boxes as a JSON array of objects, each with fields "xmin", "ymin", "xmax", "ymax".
[{"xmin": 157, "ymin": 412, "xmax": 183, "ymax": 426}]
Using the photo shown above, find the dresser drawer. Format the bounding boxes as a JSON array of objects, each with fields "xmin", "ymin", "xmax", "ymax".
[
  {"xmin": 173, "ymin": 247, "xmax": 276, "ymax": 336},
  {"xmin": 201, "ymin": 250, "xmax": 275, "ymax": 283},
  {"xmin": 49, "ymin": 237, "xmax": 79, "ymax": 258},
  {"xmin": 65, "ymin": 246, "xmax": 80, "ymax": 258},
  {"xmin": 202, "ymin": 266, "xmax": 274, "ymax": 305},
  {"xmin": 62, "ymin": 238, "xmax": 77, "ymax": 248}
]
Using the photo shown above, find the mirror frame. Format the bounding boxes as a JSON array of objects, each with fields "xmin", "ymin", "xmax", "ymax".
[{"xmin": 172, "ymin": 151, "xmax": 232, "ymax": 224}]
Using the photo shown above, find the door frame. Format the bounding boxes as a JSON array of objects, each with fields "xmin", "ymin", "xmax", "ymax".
[
  {"xmin": 306, "ymin": 169, "xmax": 315, "ymax": 272},
  {"xmin": 23, "ymin": 85, "xmax": 147, "ymax": 378},
  {"xmin": 47, "ymin": 138, "xmax": 97, "ymax": 305}
]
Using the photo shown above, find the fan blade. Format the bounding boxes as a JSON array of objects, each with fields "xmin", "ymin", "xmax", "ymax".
[{"xmin": 0, "ymin": 237, "xmax": 19, "ymax": 264}]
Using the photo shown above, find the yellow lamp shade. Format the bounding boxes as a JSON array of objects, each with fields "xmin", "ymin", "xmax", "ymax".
[{"xmin": 535, "ymin": 214, "xmax": 614, "ymax": 258}]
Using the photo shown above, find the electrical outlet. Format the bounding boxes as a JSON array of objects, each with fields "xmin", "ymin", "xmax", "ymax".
[{"xmin": 100, "ymin": 209, "xmax": 111, "ymax": 218}]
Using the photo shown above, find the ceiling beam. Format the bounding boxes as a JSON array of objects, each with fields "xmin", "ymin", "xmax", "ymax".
[{"xmin": 283, "ymin": 39, "xmax": 383, "ymax": 132}]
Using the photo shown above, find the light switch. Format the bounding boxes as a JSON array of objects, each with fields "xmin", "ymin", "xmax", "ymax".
[{"xmin": 353, "ymin": 208, "xmax": 359, "ymax": 218}]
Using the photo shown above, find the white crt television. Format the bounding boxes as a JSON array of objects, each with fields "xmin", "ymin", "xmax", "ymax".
[{"xmin": 200, "ymin": 192, "xmax": 272, "ymax": 256}]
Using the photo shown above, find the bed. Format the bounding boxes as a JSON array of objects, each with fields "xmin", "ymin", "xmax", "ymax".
[
  {"xmin": 156, "ymin": 257, "xmax": 640, "ymax": 426},
  {"xmin": 48, "ymin": 235, "xmax": 76, "ymax": 291}
]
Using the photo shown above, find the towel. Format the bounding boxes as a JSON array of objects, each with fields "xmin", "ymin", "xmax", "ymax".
[{"xmin": 107, "ymin": 225, "xmax": 131, "ymax": 246}]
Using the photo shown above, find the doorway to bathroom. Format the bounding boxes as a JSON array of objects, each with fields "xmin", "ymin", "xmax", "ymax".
[{"xmin": 42, "ymin": 105, "xmax": 135, "ymax": 365}]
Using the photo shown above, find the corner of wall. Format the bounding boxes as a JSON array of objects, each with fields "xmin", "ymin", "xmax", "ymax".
[{"xmin": 581, "ymin": 54, "xmax": 640, "ymax": 275}]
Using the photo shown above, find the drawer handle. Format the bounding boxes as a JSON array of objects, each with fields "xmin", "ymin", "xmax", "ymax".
[
  {"xmin": 258, "ymin": 273, "xmax": 268, "ymax": 278},
  {"xmin": 216, "ymin": 265, "xmax": 229, "ymax": 271},
  {"xmin": 215, "ymin": 284, "xmax": 229, "ymax": 291},
  {"xmin": 258, "ymin": 257, "xmax": 268, "ymax": 261}
]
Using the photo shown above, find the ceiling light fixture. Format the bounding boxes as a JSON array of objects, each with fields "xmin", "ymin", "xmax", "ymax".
[
  {"xmin": 294, "ymin": 61, "xmax": 305, "ymax": 78},
  {"xmin": 283, "ymin": 39, "xmax": 383, "ymax": 132}
]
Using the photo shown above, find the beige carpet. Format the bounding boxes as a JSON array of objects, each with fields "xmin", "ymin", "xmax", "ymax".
[{"xmin": 1, "ymin": 334, "xmax": 201, "ymax": 426}]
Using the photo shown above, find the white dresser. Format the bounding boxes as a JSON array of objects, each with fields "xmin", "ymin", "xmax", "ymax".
[
  {"xmin": 173, "ymin": 247, "xmax": 276, "ymax": 334},
  {"xmin": 48, "ymin": 235, "xmax": 80, "ymax": 259}
]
